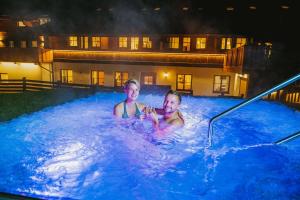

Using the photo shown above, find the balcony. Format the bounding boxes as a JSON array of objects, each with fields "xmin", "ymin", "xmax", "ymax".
[
  {"xmin": 53, "ymin": 50, "xmax": 225, "ymax": 67},
  {"xmin": 224, "ymin": 45, "xmax": 270, "ymax": 73}
]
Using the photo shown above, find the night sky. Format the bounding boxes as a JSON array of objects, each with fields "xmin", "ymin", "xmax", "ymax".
[{"xmin": 0, "ymin": 0, "xmax": 298, "ymax": 43}]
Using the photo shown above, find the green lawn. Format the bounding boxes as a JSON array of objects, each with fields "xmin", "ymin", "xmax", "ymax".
[{"xmin": 0, "ymin": 88, "xmax": 95, "ymax": 122}]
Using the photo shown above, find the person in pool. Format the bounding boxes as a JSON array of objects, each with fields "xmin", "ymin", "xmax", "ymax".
[
  {"xmin": 114, "ymin": 79, "xmax": 146, "ymax": 119},
  {"xmin": 146, "ymin": 90, "xmax": 184, "ymax": 135}
]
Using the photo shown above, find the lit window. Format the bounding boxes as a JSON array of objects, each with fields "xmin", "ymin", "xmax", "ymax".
[
  {"xmin": 91, "ymin": 71, "xmax": 104, "ymax": 86},
  {"xmin": 183, "ymin": 37, "xmax": 191, "ymax": 51},
  {"xmin": 0, "ymin": 32, "xmax": 5, "ymax": 47},
  {"xmin": 80, "ymin": 36, "xmax": 89, "ymax": 49},
  {"xmin": 144, "ymin": 76, "xmax": 153, "ymax": 85},
  {"xmin": 177, "ymin": 74, "xmax": 192, "ymax": 90},
  {"xmin": 142, "ymin": 37, "xmax": 152, "ymax": 48},
  {"xmin": 115, "ymin": 72, "xmax": 128, "ymax": 87},
  {"xmin": 39, "ymin": 36, "xmax": 45, "ymax": 48},
  {"xmin": 0, "ymin": 73, "xmax": 8, "ymax": 81},
  {"xmin": 17, "ymin": 21, "xmax": 26, "ymax": 27},
  {"xmin": 213, "ymin": 75, "xmax": 230, "ymax": 93},
  {"xmin": 69, "ymin": 36, "xmax": 78, "ymax": 47},
  {"xmin": 221, "ymin": 38, "xmax": 232, "ymax": 49},
  {"xmin": 119, "ymin": 37, "xmax": 127, "ymax": 48},
  {"xmin": 32, "ymin": 41, "xmax": 38, "ymax": 48},
  {"xmin": 131, "ymin": 37, "xmax": 139, "ymax": 50},
  {"xmin": 196, "ymin": 37, "xmax": 206, "ymax": 49},
  {"xmin": 100, "ymin": 37, "xmax": 109, "ymax": 49},
  {"xmin": 20, "ymin": 41, "xmax": 27, "ymax": 48},
  {"xmin": 9, "ymin": 41, "xmax": 14, "ymax": 48},
  {"xmin": 236, "ymin": 38, "xmax": 247, "ymax": 48},
  {"xmin": 61, "ymin": 69, "xmax": 73, "ymax": 83},
  {"xmin": 169, "ymin": 37, "xmax": 179, "ymax": 49},
  {"xmin": 92, "ymin": 37, "xmax": 101, "ymax": 47}
]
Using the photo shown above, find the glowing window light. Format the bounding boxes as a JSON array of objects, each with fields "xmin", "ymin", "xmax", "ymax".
[
  {"xmin": 249, "ymin": 6, "xmax": 256, "ymax": 10},
  {"xmin": 119, "ymin": 37, "xmax": 128, "ymax": 48},
  {"xmin": 69, "ymin": 36, "xmax": 78, "ymax": 47},
  {"xmin": 142, "ymin": 37, "xmax": 152, "ymax": 48},
  {"xmin": 154, "ymin": 7, "xmax": 160, "ymax": 11},
  {"xmin": 196, "ymin": 37, "xmax": 206, "ymax": 49},
  {"xmin": 131, "ymin": 37, "xmax": 139, "ymax": 50},
  {"xmin": 182, "ymin": 7, "xmax": 189, "ymax": 11}
]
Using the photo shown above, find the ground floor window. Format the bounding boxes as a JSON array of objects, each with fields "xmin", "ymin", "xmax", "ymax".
[
  {"xmin": 115, "ymin": 72, "xmax": 128, "ymax": 87},
  {"xmin": 91, "ymin": 70, "xmax": 104, "ymax": 86},
  {"xmin": 177, "ymin": 74, "xmax": 192, "ymax": 90},
  {"xmin": 141, "ymin": 72, "xmax": 156, "ymax": 85},
  {"xmin": 61, "ymin": 69, "xmax": 73, "ymax": 83},
  {"xmin": 213, "ymin": 75, "xmax": 230, "ymax": 93},
  {"xmin": 0, "ymin": 73, "xmax": 8, "ymax": 81}
]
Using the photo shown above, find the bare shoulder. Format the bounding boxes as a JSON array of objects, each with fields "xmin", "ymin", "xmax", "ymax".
[
  {"xmin": 113, "ymin": 102, "xmax": 124, "ymax": 117},
  {"xmin": 114, "ymin": 102, "xmax": 124, "ymax": 110},
  {"xmin": 170, "ymin": 117, "xmax": 184, "ymax": 127}
]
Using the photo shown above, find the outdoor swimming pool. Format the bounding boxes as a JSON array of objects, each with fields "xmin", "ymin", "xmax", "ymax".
[{"xmin": 0, "ymin": 92, "xmax": 299, "ymax": 199}]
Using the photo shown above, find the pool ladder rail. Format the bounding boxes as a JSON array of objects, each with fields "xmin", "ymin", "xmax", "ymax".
[{"xmin": 207, "ymin": 73, "xmax": 300, "ymax": 147}]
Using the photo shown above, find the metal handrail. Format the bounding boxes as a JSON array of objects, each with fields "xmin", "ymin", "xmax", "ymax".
[
  {"xmin": 274, "ymin": 131, "xmax": 300, "ymax": 145},
  {"xmin": 207, "ymin": 73, "xmax": 300, "ymax": 147}
]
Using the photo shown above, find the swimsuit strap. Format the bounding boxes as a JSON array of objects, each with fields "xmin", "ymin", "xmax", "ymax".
[
  {"xmin": 135, "ymin": 103, "xmax": 142, "ymax": 117},
  {"xmin": 122, "ymin": 102, "xmax": 129, "ymax": 118}
]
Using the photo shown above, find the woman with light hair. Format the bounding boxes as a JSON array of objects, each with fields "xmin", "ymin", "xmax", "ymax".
[{"xmin": 113, "ymin": 79, "xmax": 146, "ymax": 119}]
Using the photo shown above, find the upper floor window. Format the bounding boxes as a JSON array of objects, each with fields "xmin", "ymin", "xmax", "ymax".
[
  {"xmin": 213, "ymin": 75, "xmax": 230, "ymax": 93},
  {"xmin": 100, "ymin": 37, "xmax": 109, "ymax": 49},
  {"xmin": 142, "ymin": 37, "xmax": 152, "ymax": 48},
  {"xmin": 20, "ymin": 41, "xmax": 27, "ymax": 48},
  {"xmin": 183, "ymin": 37, "xmax": 191, "ymax": 51},
  {"xmin": 119, "ymin": 37, "xmax": 127, "ymax": 48},
  {"xmin": 17, "ymin": 21, "xmax": 26, "ymax": 27},
  {"xmin": 196, "ymin": 37, "xmax": 206, "ymax": 49},
  {"xmin": 169, "ymin": 37, "xmax": 179, "ymax": 49},
  {"xmin": 61, "ymin": 69, "xmax": 73, "ymax": 83},
  {"xmin": 131, "ymin": 37, "xmax": 139, "ymax": 50},
  {"xmin": 69, "ymin": 36, "xmax": 78, "ymax": 47},
  {"xmin": 92, "ymin": 37, "xmax": 101, "ymax": 47},
  {"xmin": 32, "ymin": 41, "xmax": 38, "ymax": 48},
  {"xmin": 80, "ymin": 36, "xmax": 89, "ymax": 49},
  {"xmin": 221, "ymin": 38, "xmax": 232, "ymax": 49},
  {"xmin": 0, "ymin": 32, "xmax": 5, "ymax": 47},
  {"xmin": 39, "ymin": 36, "xmax": 45, "ymax": 48},
  {"xmin": 236, "ymin": 38, "xmax": 247, "ymax": 48}
]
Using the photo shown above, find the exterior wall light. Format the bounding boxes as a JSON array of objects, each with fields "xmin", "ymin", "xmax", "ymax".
[{"xmin": 163, "ymin": 72, "xmax": 169, "ymax": 78}]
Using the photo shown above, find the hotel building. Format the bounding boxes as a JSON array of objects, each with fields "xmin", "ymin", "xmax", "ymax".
[{"xmin": 0, "ymin": 15, "xmax": 270, "ymax": 97}]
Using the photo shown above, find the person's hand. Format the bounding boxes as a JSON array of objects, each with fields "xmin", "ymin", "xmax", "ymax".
[{"xmin": 148, "ymin": 108, "xmax": 159, "ymax": 126}]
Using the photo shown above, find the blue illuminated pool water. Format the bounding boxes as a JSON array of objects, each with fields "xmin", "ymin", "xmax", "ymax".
[{"xmin": 0, "ymin": 92, "xmax": 299, "ymax": 199}]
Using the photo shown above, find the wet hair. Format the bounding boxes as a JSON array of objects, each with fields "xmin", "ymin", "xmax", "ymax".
[
  {"xmin": 165, "ymin": 90, "xmax": 182, "ymax": 104},
  {"xmin": 124, "ymin": 79, "xmax": 140, "ymax": 90}
]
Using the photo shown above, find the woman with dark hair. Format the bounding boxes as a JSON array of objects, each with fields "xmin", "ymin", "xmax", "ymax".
[
  {"xmin": 146, "ymin": 90, "xmax": 184, "ymax": 135},
  {"xmin": 113, "ymin": 79, "xmax": 146, "ymax": 119}
]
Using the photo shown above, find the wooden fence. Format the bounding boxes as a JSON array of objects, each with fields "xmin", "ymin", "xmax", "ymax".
[
  {"xmin": 0, "ymin": 78, "xmax": 172, "ymax": 94},
  {"xmin": 264, "ymin": 84, "xmax": 300, "ymax": 109},
  {"xmin": 0, "ymin": 78, "xmax": 111, "ymax": 93}
]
